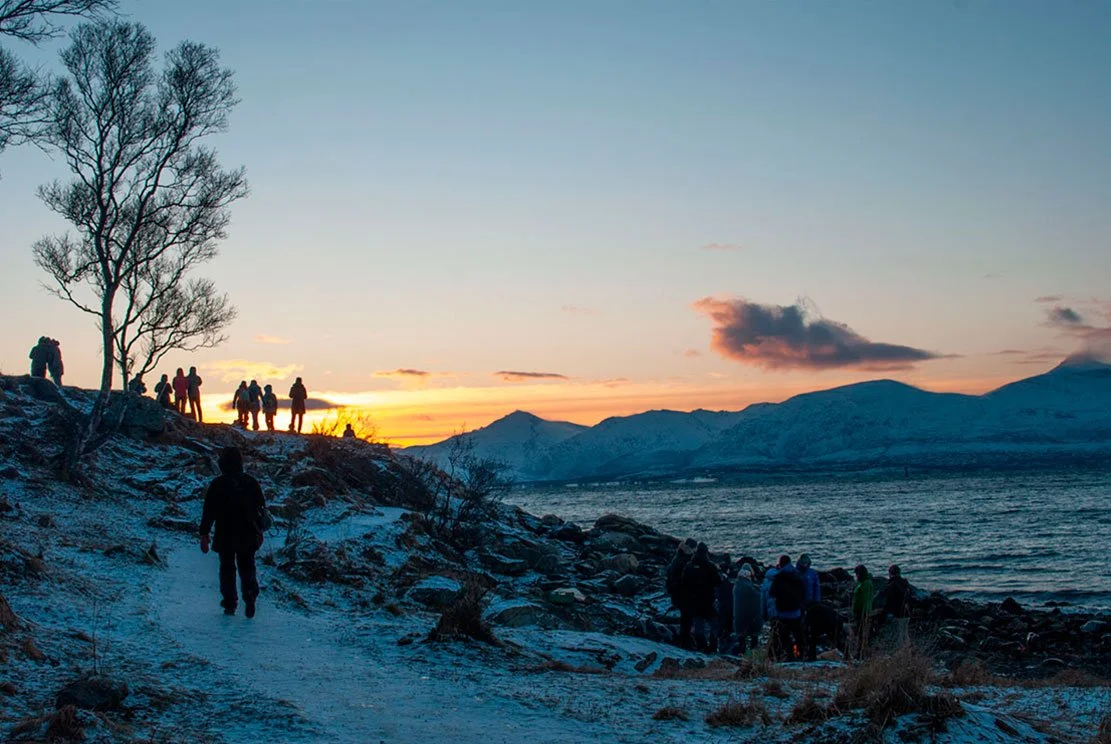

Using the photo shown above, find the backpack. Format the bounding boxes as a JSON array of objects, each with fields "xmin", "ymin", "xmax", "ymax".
[
  {"xmin": 262, "ymin": 393, "xmax": 278, "ymax": 414},
  {"xmin": 236, "ymin": 388, "xmax": 250, "ymax": 406},
  {"xmin": 771, "ymin": 569, "xmax": 806, "ymax": 613}
]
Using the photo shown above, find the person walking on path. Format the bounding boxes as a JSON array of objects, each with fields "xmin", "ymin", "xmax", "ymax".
[
  {"xmin": 797, "ymin": 553, "xmax": 821, "ymax": 660},
  {"xmin": 154, "ymin": 374, "xmax": 174, "ymax": 409},
  {"xmin": 232, "ymin": 381, "xmax": 250, "ymax": 428},
  {"xmin": 247, "ymin": 380, "xmax": 264, "ymax": 431},
  {"xmin": 883, "ymin": 564, "xmax": 912, "ymax": 646},
  {"xmin": 29, "ymin": 337, "xmax": 51, "ymax": 379},
  {"xmin": 199, "ymin": 446, "xmax": 266, "ymax": 618},
  {"xmin": 732, "ymin": 563, "xmax": 763, "ymax": 656},
  {"xmin": 666, "ymin": 538, "xmax": 697, "ymax": 648},
  {"xmin": 681, "ymin": 542, "xmax": 722, "ymax": 652},
  {"xmin": 186, "ymin": 367, "xmax": 204, "ymax": 422},
  {"xmin": 172, "ymin": 368, "xmax": 189, "ymax": 414},
  {"xmin": 288, "ymin": 377, "xmax": 308, "ymax": 433},
  {"xmin": 46, "ymin": 338, "xmax": 64, "ymax": 385},
  {"xmin": 852, "ymin": 564, "xmax": 875, "ymax": 660},
  {"xmin": 768, "ymin": 555, "xmax": 807, "ymax": 661},
  {"xmin": 262, "ymin": 385, "xmax": 278, "ymax": 432}
]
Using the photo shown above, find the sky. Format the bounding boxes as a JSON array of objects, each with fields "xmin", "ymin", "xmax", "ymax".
[{"xmin": 1, "ymin": 0, "xmax": 1109, "ymax": 445}]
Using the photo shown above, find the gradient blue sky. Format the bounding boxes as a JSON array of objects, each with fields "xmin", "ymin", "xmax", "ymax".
[{"xmin": 1, "ymin": 1, "xmax": 1109, "ymax": 442}]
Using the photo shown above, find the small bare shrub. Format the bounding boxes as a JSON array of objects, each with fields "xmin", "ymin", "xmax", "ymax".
[
  {"xmin": 44, "ymin": 705, "xmax": 85, "ymax": 742},
  {"xmin": 834, "ymin": 646, "xmax": 963, "ymax": 730},
  {"xmin": 428, "ymin": 579, "xmax": 499, "ymax": 645},
  {"xmin": 785, "ymin": 694, "xmax": 830, "ymax": 725},
  {"xmin": 762, "ymin": 678, "xmax": 789, "ymax": 699},
  {"xmin": 705, "ymin": 695, "xmax": 772, "ymax": 728},
  {"xmin": 652, "ymin": 706, "xmax": 689, "ymax": 721}
]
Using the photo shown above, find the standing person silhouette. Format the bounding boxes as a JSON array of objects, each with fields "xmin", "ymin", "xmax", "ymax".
[
  {"xmin": 186, "ymin": 366, "xmax": 204, "ymax": 422},
  {"xmin": 288, "ymin": 377, "xmax": 307, "ymax": 433},
  {"xmin": 46, "ymin": 338, "xmax": 64, "ymax": 386},
  {"xmin": 28, "ymin": 337, "xmax": 51, "ymax": 379},
  {"xmin": 262, "ymin": 384, "xmax": 278, "ymax": 432},
  {"xmin": 247, "ymin": 380, "xmax": 264, "ymax": 431},
  {"xmin": 172, "ymin": 368, "xmax": 189, "ymax": 414}
]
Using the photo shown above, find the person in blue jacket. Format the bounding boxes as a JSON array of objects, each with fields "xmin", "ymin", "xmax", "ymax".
[{"xmin": 797, "ymin": 553, "xmax": 821, "ymax": 661}]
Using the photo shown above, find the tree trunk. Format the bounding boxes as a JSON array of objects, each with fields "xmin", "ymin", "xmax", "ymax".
[{"xmin": 64, "ymin": 299, "xmax": 116, "ymax": 474}]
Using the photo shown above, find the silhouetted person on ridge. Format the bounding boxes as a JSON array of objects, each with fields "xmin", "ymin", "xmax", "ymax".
[
  {"xmin": 681, "ymin": 542, "xmax": 722, "ymax": 652},
  {"xmin": 187, "ymin": 366, "xmax": 204, "ymax": 422},
  {"xmin": 154, "ymin": 374, "xmax": 174, "ymax": 409},
  {"xmin": 199, "ymin": 446, "xmax": 266, "ymax": 618},
  {"xmin": 247, "ymin": 380, "xmax": 263, "ymax": 431},
  {"xmin": 262, "ymin": 384, "xmax": 278, "ymax": 432},
  {"xmin": 768, "ymin": 554, "xmax": 807, "ymax": 661},
  {"xmin": 28, "ymin": 337, "xmax": 51, "ymax": 379},
  {"xmin": 46, "ymin": 338, "xmax": 64, "ymax": 385},
  {"xmin": 128, "ymin": 374, "xmax": 147, "ymax": 395},
  {"xmin": 289, "ymin": 377, "xmax": 307, "ymax": 433},
  {"xmin": 666, "ymin": 538, "xmax": 697, "ymax": 648},
  {"xmin": 732, "ymin": 563, "xmax": 763, "ymax": 655},
  {"xmin": 173, "ymin": 368, "xmax": 189, "ymax": 414},
  {"xmin": 714, "ymin": 554, "xmax": 734, "ymax": 651},
  {"xmin": 232, "ymin": 381, "xmax": 250, "ymax": 428},
  {"xmin": 342, "ymin": 423, "xmax": 356, "ymax": 439},
  {"xmin": 852, "ymin": 564, "xmax": 875, "ymax": 660}
]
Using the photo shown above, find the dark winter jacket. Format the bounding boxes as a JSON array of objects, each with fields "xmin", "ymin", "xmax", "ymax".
[
  {"xmin": 262, "ymin": 392, "xmax": 278, "ymax": 415},
  {"xmin": 289, "ymin": 382, "xmax": 307, "ymax": 414},
  {"xmin": 769, "ymin": 564, "xmax": 805, "ymax": 620},
  {"xmin": 799, "ymin": 565, "xmax": 821, "ymax": 604},
  {"xmin": 884, "ymin": 575, "xmax": 912, "ymax": 619},
  {"xmin": 732, "ymin": 578, "xmax": 763, "ymax": 637},
  {"xmin": 173, "ymin": 374, "xmax": 189, "ymax": 399},
  {"xmin": 715, "ymin": 577, "xmax": 734, "ymax": 635},
  {"xmin": 186, "ymin": 373, "xmax": 203, "ymax": 399},
  {"xmin": 29, "ymin": 341, "xmax": 50, "ymax": 377},
  {"xmin": 46, "ymin": 340, "xmax": 63, "ymax": 380},
  {"xmin": 666, "ymin": 553, "xmax": 690, "ymax": 605},
  {"xmin": 200, "ymin": 461, "xmax": 266, "ymax": 554},
  {"xmin": 247, "ymin": 382, "xmax": 263, "ymax": 411},
  {"xmin": 681, "ymin": 555, "xmax": 722, "ymax": 618},
  {"xmin": 154, "ymin": 380, "xmax": 173, "ymax": 408}
]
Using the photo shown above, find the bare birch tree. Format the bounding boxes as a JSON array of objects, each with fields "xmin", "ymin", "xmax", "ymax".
[
  {"xmin": 0, "ymin": 0, "xmax": 116, "ymax": 155},
  {"xmin": 32, "ymin": 20, "xmax": 247, "ymax": 461}
]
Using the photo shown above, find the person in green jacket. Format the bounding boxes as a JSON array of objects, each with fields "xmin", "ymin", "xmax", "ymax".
[{"xmin": 852, "ymin": 564, "xmax": 874, "ymax": 660}]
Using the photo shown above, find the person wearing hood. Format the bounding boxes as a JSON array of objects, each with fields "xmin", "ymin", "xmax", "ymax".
[
  {"xmin": 186, "ymin": 367, "xmax": 204, "ymax": 422},
  {"xmin": 128, "ymin": 374, "xmax": 147, "ymax": 396},
  {"xmin": 232, "ymin": 381, "xmax": 250, "ymax": 428},
  {"xmin": 289, "ymin": 377, "xmax": 308, "ymax": 433},
  {"xmin": 732, "ymin": 563, "xmax": 763, "ymax": 655},
  {"xmin": 261, "ymin": 384, "xmax": 278, "ymax": 432},
  {"xmin": 172, "ymin": 368, "xmax": 189, "ymax": 413},
  {"xmin": 797, "ymin": 553, "xmax": 821, "ymax": 661},
  {"xmin": 28, "ymin": 337, "xmax": 51, "ymax": 379},
  {"xmin": 342, "ymin": 423, "xmax": 356, "ymax": 439},
  {"xmin": 768, "ymin": 555, "xmax": 807, "ymax": 661},
  {"xmin": 46, "ymin": 338, "xmax": 64, "ymax": 385},
  {"xmin": 199, "ymin": 446, "xmax": 266, "ymax": 617},
  {"xmin": 852, "ymin": 564, "xmax": 875, "ymax": 659},
  {"xmin": 666, "ymin": 538, "xmax": 697, "ymax": 648},
  {"xmin": 154, "ymin": 374, "xmax": 174, "ymax": 409},
  {"xmin": 247, "ymin": 380, "xmax": 264, "ymax": 431},
  {"xmin": 681, "ymin": 542, "xmax": 722, "ymax": 652}
]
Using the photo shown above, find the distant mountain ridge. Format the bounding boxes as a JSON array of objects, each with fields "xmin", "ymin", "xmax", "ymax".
[{"xmin": 403, "ymin": 360, "xmax": 1111, "ymax": 482}]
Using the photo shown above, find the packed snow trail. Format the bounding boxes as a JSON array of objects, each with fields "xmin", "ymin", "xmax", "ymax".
[{"xmin": 152, "ymin": 541, "xmax": 607, "ymax": 744}]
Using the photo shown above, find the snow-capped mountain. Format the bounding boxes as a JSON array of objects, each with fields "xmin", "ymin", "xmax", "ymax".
[
  {"xmin": 403, "ymin": 359, "xmax": 1111, "ymax": 482},
  {"xmin": 404, "ymin": 410, "xmax": 586, "ymax": 476}
]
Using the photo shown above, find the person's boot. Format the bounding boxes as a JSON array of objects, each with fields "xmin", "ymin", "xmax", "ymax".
[
  {"xmin": 245, "ymin": 594, "xmax": 256, "ymax": 619},
  {"xmin": 220, "ymin": 599, "xmax": 236, "ymax": 616}
]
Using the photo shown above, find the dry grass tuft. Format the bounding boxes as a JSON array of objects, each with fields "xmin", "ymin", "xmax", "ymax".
[
  {"xmin": 762, "ymin": 678, "xmax": 790, "ymax": 699},
  {"xmin": 1043, "ymin": 669, "xmax": 1110, "ymax": 689},
  {"xmin": 1092, "ymin": 713, "xmax": 1111, "ymax": 744},
  {"xmin": 944, "ymin": 658, "xmax": 1003, "ymax": 687},
  {"xmin": 537, "ymin": 659, "xmax": 607, "ymax": 675},
  {"xmin": 943, "ymin": 659, "xmax": 1110, "ymax": 690},
  {"xmin": 652, "ymin": 706, "xmax": 689, "ymax": 721},
  {"xmin": 785, "ymin": 694, "xmax": 830, "ymax": 725},
  {"xmin": 705, "ymin": 695, "xmax": 773, "ymax": 728},
  {"xmin": 834, "ymin": 646, "xmax": 964, "ymax": 730},
  {"xmin": 45, "ymin": 705, "xmax": 86, "ymax": 742},
  {"xmin": 427, "ymin": 580, "xmax": 499, "ymax": 646},
  {"xmin": 652, "ymin": 657, "xmax": 746, "ymax": 681}
]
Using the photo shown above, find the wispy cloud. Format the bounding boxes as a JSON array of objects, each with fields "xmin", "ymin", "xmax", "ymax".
[
  {"xmin": 982, "ymin": 272, "xmax": 1004, "ymax": 280},
  {"xmin": 682, "ymin": 348, "xmax": 702, "ymax": 358},
  {"xmin": 1045, "ymin": 306, "xmax": 1085, "ymax": 328},
  {"xmin": 561, "ymin": 304, "xmax": 597, "ymax": 315},
  {"xmin": 702, "ymin": 243, "xmax": 744, "ymax": 252},
  {"xmin": 208, "ymin": 359, "xmax": 303, "ymax": 384},
  {"xmin": 375, "ymin": 368, "xmax": 432, "ymax": 379},
  {"xmin": 593, "ymin": 377, "xmax": 631, "ymax": 388},
  {"xmin": 693, "ymin": 296, "xmax": 945, "ymax": 371},
  {"xmin": 255, "ymin": 334, "xmax": 292, "ymax": 345},
  {"xmin": 1035, "ymin": 295, "xmax": 1063, "ymax": 304},
  {"xmin": 494, "ymin": 370, "xmax": 570, "ymax": 382}
]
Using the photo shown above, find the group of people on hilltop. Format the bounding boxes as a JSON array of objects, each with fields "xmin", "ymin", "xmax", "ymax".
[
  {"xmin": 138, "ymin": 367, "xmax": 205, "ymax": 421},
  {"xmin": 28, "ymin": 337, "xmax": 64, "ymax": 386},
  {"xmin": 666, "ymin": 540, "xmax": 913, "ymax": 662},
  {"xmin": 230, "ymin": 377, "xmax": 308, "ymax": 433}
]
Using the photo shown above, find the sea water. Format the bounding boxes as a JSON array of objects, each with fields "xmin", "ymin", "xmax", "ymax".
[{"xmin": 507, "ymin": 469, "xmax": 1111, "ymax": 611}]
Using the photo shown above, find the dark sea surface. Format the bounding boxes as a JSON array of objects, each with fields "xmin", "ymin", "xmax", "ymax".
[{"xmin": 507, "ymin": 470, "xmax": 1111, "ymax": 611}]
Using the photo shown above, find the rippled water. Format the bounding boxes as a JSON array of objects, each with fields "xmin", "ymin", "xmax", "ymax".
[{"xmin": 507, "ymin": 470, "xmax": 1111, "ymax": 610}]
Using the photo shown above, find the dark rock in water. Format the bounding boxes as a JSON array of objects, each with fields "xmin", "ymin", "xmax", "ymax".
[
  {"xmin": 594, "ymin": 514, "xmax": 649, "ymax": 536},
  {"xmin": 55, "ymin": 676, "xmax": 128, "ymax": 711},
  {"xmin": 1001, "ymin": 597, "xmax": 1024, "ymax": 615},
  {"xmin": 826, "ymin": 568, "xmax": 852, "ymax": 583},
  {"xmin": 540, "ymin": 514, "xmax": 563, "ymax": 528}
]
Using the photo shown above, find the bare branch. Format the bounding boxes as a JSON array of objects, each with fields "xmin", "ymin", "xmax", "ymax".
[{"xmin": 0, "ymin": 0, "xmax": 117, "ymax": 43}]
